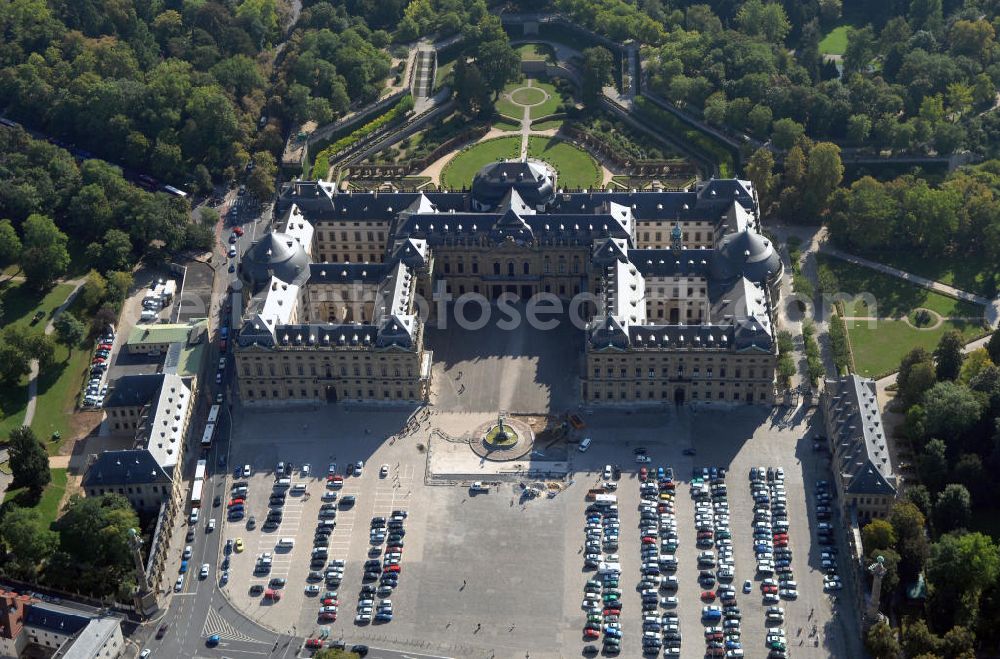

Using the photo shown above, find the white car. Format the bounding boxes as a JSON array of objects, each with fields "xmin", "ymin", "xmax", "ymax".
[
  {"xmin": 206, "ymin": 518, "xmax": 216, "ymax": 532},
  {"xmin": 661, "ymin": 596, "xmax": 678, "ymax": 607},
  {"xmin": 302, "ymin": 464, "xmax": 311, "ymax": 476},
  {"xmin": 602, "ymin": 465, "xmax": 613, "ymax": 479},
  {"xmin": 327, "ymin": 462, "xmax": 337, "ymax": 475},
  {"xmin": 174, "ymin": 576, "xmax": 184, "ymax": 592},
  {"xmin": 380, "ymin": 464, "xmax": 389, "ymax": 478},
  {"xmin": 242, "ymin": 464, "xmax": 251, "ymax": 478},
  {"xmin": 636, "ymin": 455, "xmax": 652, "ymax": 464},
  {"xmin": 199, "ymin": 563, "xmax": 209, "ymax": 579},
  {"xmin": 354, "ymin": 461, "xmax": 364, "ymax": 475},
  {"xmin": 183, "ymin": 545, "xmax": 192, "ymax": 559},
  {"xmin": 189, "ymin": 509, "xmax": 199, "ymax": 524}
]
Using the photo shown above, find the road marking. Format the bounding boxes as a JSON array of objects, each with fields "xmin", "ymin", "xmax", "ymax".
[{"xmin": 202, "ymin": 607, "xmax": 259, "ymax": 643}]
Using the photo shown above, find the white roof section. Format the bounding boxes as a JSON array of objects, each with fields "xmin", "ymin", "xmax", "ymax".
[
  {"xmin": 259, "ymin": 277, "xmax": 299, "ymax": 328},
  {"xmin": 143, "ymin": 373, "xmax": 190, "ymax": 470}
]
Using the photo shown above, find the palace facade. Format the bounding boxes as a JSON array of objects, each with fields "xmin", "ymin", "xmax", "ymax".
[{"xmin": 233, "ymin": 159, "xmax": 782, "ymax": 406}]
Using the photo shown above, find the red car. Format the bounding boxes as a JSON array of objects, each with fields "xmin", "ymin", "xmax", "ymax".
[
  {"xmin": 641, "ymin": 536, "xmax": 656, "ymax": 544},
  {"xmin": 697, "ymin": 531, "xmax": 713, "ymax": 539},
  {"xmin": 774, "ymin": 539, "xmax": 788, "ymax": 548},
  {"xmin": 91, "ymin": 357, "xmax": 106, "ymax": 364},
  {"xmin": 385, "ymin": 564, "xmax": 401, "ymax": 573},
  {"xmin": 763, "ymin": 585, "xmax": 778, "ymax": 594},
  {"xmin": 773, "ymin": 533, "xmax": 788, "ymax": 541},
  {"xmin": 639, "ymin": 467, "xmax": 648, "ymax": 480},
  {"xmin": 603, "ymin": 608, "xmax": 620, "ymax": 617},
  {"xmin": 264, "ymin": 589, "xmax": 281, "ymax": 600},
  {"xmin": 228, "ymin": 498, "xmax": 245, "ymax": 507},
  {"xmin": 583, "ymin": 628, "xmax": 600, "ymax": 639},
  {"xmin": 305, "ymin": 639, "xmax": 323, "ymax": 649},
  {"xmin": 322, "ymin": 598, "xmax": 338, "ymax": 606},
  {"xmin": 98, "ymin": 343, "xmax": 113, "ymax": 350},
  {"xmin": 318, "ymin": 613, "xmax": 336, "ymax": 621},
  {"xmin": 233, "ymin": 226, "xmax": 244, "ymax": 236},
  {"xmin": 701, "ymin": 591, "xmax": 716, "ymax": 602}
]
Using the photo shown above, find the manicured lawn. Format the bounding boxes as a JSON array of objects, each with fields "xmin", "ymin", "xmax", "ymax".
[
  {"xmin": 33, "ymin": 343, "xmax": 91, "ymax": 451},
  {"xmin": 0, "ymin": 282, "xmax": 75, "ymax": 331},
  {"xmin": 440, "ymin": 136, "xmax": 521, "ymax": 189},
  {"xmin": 496, "ymin": 79, "xmax": 564, "ymax": 120},
  {"xmin": 856, "ymin": 249, "xmax": 997, "ymax": 298},
  {"xmin": 492, "ymin": 117, "xmax": 522, "ymax": 132},
  {"xmin": 516, "ymin": 43, "xmax": 553, "ymax": 62},
  {"xmin": 3, "ymin": 468, "xmax": 68, "ymax": 529},
  {"xmin": 528, "ymin": 137, "xmax": 601, "ymax": 189},
  {"xmin": 532, "ymin": 119, "xmax": 565, "ymax": 131},
  {"xmin": 820, "ymin": 26, "xmax": 849, "ymax": 55},
  {"xmin": 847, "ymin": 319, "xmax": 986, "ymax": 378},
  {"xmin": 512, "ymin": 86, "xmax": 546, "ymax": 106},
  {"xmin": 818, "ymin": 255, "xmax": 985, "ymax": 319}
]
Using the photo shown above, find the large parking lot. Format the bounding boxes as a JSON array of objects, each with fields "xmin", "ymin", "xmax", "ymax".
[{"xmin": 216, "ymin": 404, "xmax": 863, "ymax": 658}]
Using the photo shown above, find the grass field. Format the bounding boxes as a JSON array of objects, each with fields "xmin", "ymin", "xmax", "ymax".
[
  {"xmin": 528, "ymin": 137, "xmax": 601, "ymax": 189},
  {"xmin": 496, "ymin": 79, "xmax": 563, "ymax": 120},
  {"xmin": 0, "ymin": 282, "xmax": 91, "ymax": 445},
  {"xmin": 847, "ymin": 319, "xmax": 986, "ymax": 378},
  {"xmin": 516, "ymin": 43, "xmax": 554, "ymax": 62},
  {"xmin": 512, "ymin": 87, "xmax": 546, "ymax": 107},
  {"xmin": 532, "ymin": 119, "xmax": 565, "ymax": 131},
  {"xmin": 856, "ymin": 249, "xmax": 997, "ymax": 298},
  {"xmin": 818, "ymin": 255, "xmax": 985, "ymax": 319},
  {"xmin": 492, "ymin": 117, "xmax": 522, "ymax": 132},
  {"xmin": 820, "ymin": 26, "xmax": 849, "ymax": 55},
  {"xmin": 3, "ymin": 468, "xmax": 68, "ymax": 529},
  {"xmin": 440, "ymin": 136, "xmax": 521, "ymax": 189}
]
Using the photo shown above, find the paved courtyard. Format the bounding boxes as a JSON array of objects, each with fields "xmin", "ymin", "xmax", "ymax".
[
  {"xmin": 217, "ymin": 403, "xmax": 863, "ymax": 659},
  {"xmin": 424, "ymin": 302, "xmax": 582, "ymax": 414}
]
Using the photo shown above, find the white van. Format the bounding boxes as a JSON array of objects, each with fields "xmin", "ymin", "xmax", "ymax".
[
  {"xmin": 274, "ymin": 477, "xmax": 291, "ymax": 489},
  {"xmin": 578, "ymin": 437, "xmax": 592, "ymax": 452},
  {"xmin": 598, "ymin": 562, "xmax": 622, "ymax": 575},
  {"xmin": 276, "ymin": 538, "xmax": 295, "ymax": 549},
  {"xmin": 291, "ymin": 483, "xmax": 307, "ymax": 494}
]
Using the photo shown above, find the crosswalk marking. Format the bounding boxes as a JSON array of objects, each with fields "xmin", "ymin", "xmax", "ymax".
[{"xmin": 202, "ymin": 607, "xmax": 257, "ymax": 642}]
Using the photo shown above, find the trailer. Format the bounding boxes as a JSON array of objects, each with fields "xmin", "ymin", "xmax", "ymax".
[
  {"xmin": 201, "ymin": 423, "xmax": 215, "ymax": 448},
  {"xmin": 194, "ymin": 459, "xmax": 207, "ymax": 481},
  {"xmin": 191, "ymin": 479, "xmax": 204, "ymax": 506}
]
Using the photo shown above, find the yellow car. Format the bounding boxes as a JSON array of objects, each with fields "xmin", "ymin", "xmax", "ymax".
[{"xmin": 234, "ymin": 537, "xmax": 244, "ymax": 553}]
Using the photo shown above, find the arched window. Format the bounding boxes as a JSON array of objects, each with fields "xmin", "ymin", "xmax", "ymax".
[
  {"xmin": 507, "ymin": 261, "xmax": 515, "ymax": 276},
  {"xmin": 523, "ymin": 262, "xmax": 530, "ymax": 275},
  {"xmin": 493, "ymin": 262, "xmax": 500, "ymax": 275}
]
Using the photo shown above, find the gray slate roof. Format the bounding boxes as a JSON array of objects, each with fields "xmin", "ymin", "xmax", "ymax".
[
  {"xmin": 102, "ymin": 374, "xmax": 165, "ymax": 409},
  {"xmin": 82, "ymin": 450, "xmax": 173, "ymax": 488},
  {"xmin": 823, "ymin": 375, "xmax": 897, "ymax": 497}
]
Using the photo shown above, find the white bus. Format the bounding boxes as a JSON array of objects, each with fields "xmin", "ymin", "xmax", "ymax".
[
  {"xmin": 207, "ymin": 404, "xmax": 221, "ymax": 425},
  {"xmin": 201, "ymin": 422, "xmax": 215, "ymax": 448},
  {"xmin": 191, "ymin": 479, "xmax": 204, "ymax": 506},
  {"xmin": 162, "ymin": 184, "xmax": 187, "ymax": 198},
  {"xmin": 194, "ymin": 459, "xmax": 207, "ymax": 481}
]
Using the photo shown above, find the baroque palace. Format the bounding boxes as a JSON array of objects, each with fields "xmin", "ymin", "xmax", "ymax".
[{"xmin": 233, "ymin": 159, "xmax": 783, "ymax": 406}]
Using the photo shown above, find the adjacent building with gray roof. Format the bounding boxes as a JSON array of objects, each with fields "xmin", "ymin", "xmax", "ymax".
[{"xmin": 821, "ymin": 374, "xmax": 899, "ymax": 522}]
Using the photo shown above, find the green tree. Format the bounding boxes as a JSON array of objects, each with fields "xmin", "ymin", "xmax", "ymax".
[
  {"xmin": 847, "ymin": 114, "xmax": 872, "ymax": 144},
  {"xmin": 934, "ymin": 484, "xmax": 972, "ymax": 534},
  {"xmin": 105, "ymin": 271, "xmax": 133, "ymax": 309},
  {"xmin": 959, "ymin": 349, "xmax": 994, "ymax": 386},
  {"xmin": 862, "ymin": 518, "xmax": 897, "ymax": 552},
  {"xmin": 0, "ymin": 340, "xmax": 31, "ymax": 386},
  {"xmin": 0, "ymin": 506, "xmax": 58, "ymax": 579},
  {"xmin": 891, "ymin": 502, "xmax": 931, "ymax": 582},
  {"xmin": 906, "ymin": 484, "xmax": 933, "ymax": 518},
  {"xmin": 0, "ymin": 219, "xmax": 22, "ymax": 273},
  {"xmin": 897, "ymin": 347, "xmax": 937, "ymax": 409},
  {"xmin": 199, "ymin": 207, "xmax": 220, "ymax": 228},
  {"xmin": 80, "ymin": 270, "xmax": 108, "ymax": 310},
  {"xmin": 745, "ymin": 148, "xmax": 777, "ymax": 216},
  {"xmin": 581, "ymin": 46, "xmax": 614, "ymax": 106},
  {"xmin": 20, "ymin": 213, "xmax": 70, "ymax": 290},
  {"xmin": 803, "ymin": 142, "xmax": 843, "ymax": 216},
  {"xmin": 7, "ymin": 426, "xmax": 51, "ymax": 496},
  {"xmin": 927, "ymin": 532, "xmax": 1000, "ymax": 628},
  {"xmin": 246, "ymin": 151, "xmax": 277, "ymax": 201},
  {"xmin": 865, "ymin": 620, "xmax": 901, "ymax": 659},
  {"xmin": 942, "ymin": 625, "xmax": 976, "ymax": 658},
  {"xmin": 902, "ymin": 618, "xmax": 943, "ymax": 658},
  {"xmin": 771, "ymin": 118, "xmax": 805, "ymax": 150},
  {"xmin": 53, "ymin": 311, "xmax": 85, "ymax": 358},
  {"xmin": 735, "ymin": 0, "xmax": 791, "ymax": 42},
  {"xmin": 988, "ymin": 331, "xmax": 1000, "ymax": 366},
  {"xmin": 920, "ymin": 438, "xmax": 950, "ymax": 493},
  {"xmin": 921, "ymin": 381, "xmax": 984, "ymax": 441},
  {"xmin": 747, "ymin": 104, "xmax": 772, "ymax": 135},
  {"xmin": 476, "ymin": 38, "xmax": 519, "ymax": 98}
]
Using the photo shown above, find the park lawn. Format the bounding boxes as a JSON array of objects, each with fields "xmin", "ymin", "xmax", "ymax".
[
  {"xmin": 528, "ymin": 137, "xmax": 601, "ymax": 189},
  {"xmin": 0, "ymin": 282, "xmax": 75, "ymax": 331},
  {"xmin": 847, "ymin": 318, "xmax": 986, "ymax": 378},
  {"xmin": 440, "ymin": 136, "xmax": 521, "ymax": 189},
  {"xmin": 857, "ymin": 249, "xmax": 997, "ymax": 298},
  {"xmin": 3, "ymin": 468, "xmax": 68, "ymax": 529},
  {"xmin": 492, "ymin": 117, "xmax": 522, "ymax": 131},
  {"xmin": 820, "ymin": 26, "xmax": 849, "ymax": 55},
  {"xmin": 528, "ymin": 80, "xmax": 562, "ymax": 119},
  {"xmin": 495, "ymin": 81, "xmax": 525, "ymax": 120},
  {"xmin": 532, "ymin": 119, "xmax": 565, "ymax": 131},
  {"xmin": 32, "ymin": 342, "xmax": 91, "ymax": 451},
  {"xmin": 435, "ymin": 58, "xmax": 455, "ymax": 91},
  {"xmin": 818, "ymin": 255, "xmax": 985, "ymax": 319},
  {"xmin": 516, "ymin": 43, "xmax": 553, "ymax": 62}
]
